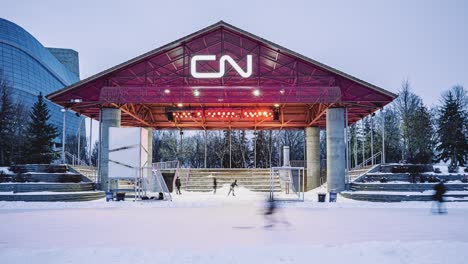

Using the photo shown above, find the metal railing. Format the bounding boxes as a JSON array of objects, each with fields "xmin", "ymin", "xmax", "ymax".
[
  {"xmin": 354, "ymin": 151, "xmax": 382, "ymax": 170},
  {"xmin": 63, "ymin": 151, "xmax": 97, "ymax": 182},
  {"xmin": 290, "ymin": 160, "xmax": 305, "ymax": 167},
  {"xmin": 153, "ymin": 160, "xmax": 179, "ymax": 170},
  {"xmin": 71, "ymin": 165, "xmax": 98, "ymax": 182},
  {"xmin": 64, "ymin": 151, "xmax": 89, "ymax": 167}
]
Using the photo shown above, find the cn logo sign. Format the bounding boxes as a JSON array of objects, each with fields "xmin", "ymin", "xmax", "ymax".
[{"xmin": 190, "ymin": 55, "xmax": 253, "ymax": 79}]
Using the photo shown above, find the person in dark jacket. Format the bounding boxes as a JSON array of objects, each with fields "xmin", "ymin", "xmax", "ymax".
[
  {"xmin": 227, "ymin": 180, "xmax": 238, "ymax": 196},
  {"xmin": 432, "ymin": 181, "xmax": 447, "ymax": 214},
  {"xmin": 175, "ymin": 177, "xmax": 182, "ymax": 195},
  {"xmin": 213, "ymin": 177, "xmax": 217, "ymax": 194}
]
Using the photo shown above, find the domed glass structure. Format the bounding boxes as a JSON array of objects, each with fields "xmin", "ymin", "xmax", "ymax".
[{"xmin": 0, "ymin": 18, "xmax": 83, "ymax": 141}]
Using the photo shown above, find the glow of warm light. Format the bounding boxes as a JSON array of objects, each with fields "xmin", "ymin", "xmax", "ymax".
[
  {"xmin": 164, "ymin": 89, "xmax": 170, "ymax": 94},
  {"xmin": 177, "ymin": 103, "xmax": 183, "ymax": 107},
  {"xmin": 274, "ymin": 103, "xmax": 280, "ymax": 107},
  {"xmin": 279, "ymin": 89, "xmax": 285, "ymax": 95},
  {"xmin": 253, "ymin": 89, "xmax": 260, "ymax": 96}
]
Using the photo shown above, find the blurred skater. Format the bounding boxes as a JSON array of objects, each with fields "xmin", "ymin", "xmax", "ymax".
[
  {"xmin": 432, "ymin": 181, "xmax": 447, "ymax": 214},
  {"xmin": 175, "ymin": 177, "xmax": 182, "ymax": 195},
  {"xmin": 264, "ymin": 194, "xmax": 289, "ymax": 228},
  {"xmin": 213, "ymin": 177, "xmax": 217, "ymax": 194},
  {"xmin": 227, "ymin": 180, "xmax": 238, "ymax": 196}
]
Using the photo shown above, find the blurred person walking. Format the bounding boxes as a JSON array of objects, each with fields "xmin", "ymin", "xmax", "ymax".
[
  {"xmin": 213, "ymin": 177, "xmax": 217, "ymax": 194},
  {"xmin": 227, "ymin": 179, "xmax": 238, "ymax": 196},
  {"xmin": 175, "ymin": 177, "xmax": 182, "ymax": 195},
  {"xmin": 263, "ymin": 194, "xmax": 290, "ymax": 228},
  {"xmin": 432, "ymin": 181, "xmax": 447, "ymax": 214}
]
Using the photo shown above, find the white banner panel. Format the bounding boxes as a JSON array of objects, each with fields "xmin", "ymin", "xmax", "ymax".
[{"xmin": 108, "ymin": 127, "xmax": 143, "ymax": 179}]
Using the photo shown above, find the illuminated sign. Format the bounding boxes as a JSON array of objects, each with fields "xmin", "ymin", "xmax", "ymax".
[{"xmin": 190, "ymin": 55, "xmax": 252, "ymax": 78}]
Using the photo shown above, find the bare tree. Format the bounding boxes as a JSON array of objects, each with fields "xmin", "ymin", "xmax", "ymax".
[{"xmin": 394, "ymin": 80, "xmax": 421, "ymax": 161}]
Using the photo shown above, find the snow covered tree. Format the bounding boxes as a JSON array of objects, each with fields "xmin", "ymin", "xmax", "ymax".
[
  {"xmin": 436, "ymin": 85, "xmax": 468, "ymax": 167},
  {"xmin": 24, "ymin": 93, "xmax": 59, "ymax": 164}
]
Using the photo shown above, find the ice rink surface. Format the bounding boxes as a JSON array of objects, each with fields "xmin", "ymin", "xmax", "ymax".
[{"xmin": 1, "ymin": 187, "xmax": 467, "ymax": 264}]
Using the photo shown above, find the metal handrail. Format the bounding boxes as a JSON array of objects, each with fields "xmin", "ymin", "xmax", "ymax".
[
  {"xmin": 153, "ymin": 160, "xmax": 179, "ymax": 170},
  {"xmin": 354, "ymin": 151, "xmax": 382, "ymax": 169},
  {"xmin": 64, "ymin": 151, "xmax": 89, "ymax": 167},
  {"xmin": 290, "ymin": 160, "xmax": 305, "ymax": 167}
]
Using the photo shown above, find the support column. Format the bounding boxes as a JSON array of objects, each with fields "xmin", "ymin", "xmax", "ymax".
[
  {"xmin": 283, "ymin": 146, "xmax": 290, "ymax": 167},
  {"xmin": 306, "ymin": 127, "xmax": 320, "ymax": 190},
  {"xmin": 99, "ymin": 108, "xmax": 121, "ymax": 191},
  {"xmin": 147, "ymin": 128, "xmax": 153, "ymax": 166},
  {"xmin": 326, "ymin": 108, "xmax": 345, "ymax": 192}
]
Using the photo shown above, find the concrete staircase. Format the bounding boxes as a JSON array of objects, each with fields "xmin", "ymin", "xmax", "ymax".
[
  {"xmin": 182, "ymin": 168, "xmax": 281, "ymax": 192},
  {"xmin": 0, "ymin": 164, "xmax": 105, "ymax": 202},
  {"xmin": 341, "ymin": 164, "xmax": 468, "ymax": 202}
]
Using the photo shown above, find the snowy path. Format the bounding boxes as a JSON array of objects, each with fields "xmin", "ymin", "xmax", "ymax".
[{"xmin": 1, "ymin": 193, "xmax": 468, "ymax": 263}]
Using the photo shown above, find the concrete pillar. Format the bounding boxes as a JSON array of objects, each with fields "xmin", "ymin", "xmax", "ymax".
[
  {"xmin": 326, "ymin": 108, "xmax": 345, "ymax": 192},
  {"xmin": 283, "ymin": 146, "xmax": 290, "ymax": 167},
  {"xmin": 99, "ymin": 108, "xmax": 121, "ymax": 191},
  {"xmin": 306, "ymin": 127, "xmax": 320, "ymax": 190},
  {"xmin": 147, "ymin": 128, "xmax": 153, "ymax": 167}
]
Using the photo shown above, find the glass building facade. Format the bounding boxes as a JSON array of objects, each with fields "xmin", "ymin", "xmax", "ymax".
[{"xmin": 0, "ymin": 18, "xmax": 83, "ymax": 141}]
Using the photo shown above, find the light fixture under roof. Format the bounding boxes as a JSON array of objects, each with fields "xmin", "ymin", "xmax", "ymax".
[
  {"xmin": 252, "ymin": 89, "xmax": 260, "ymax": 96},
  {"xmin": 193, "ymin": 90, "xmax": 200, "ymax": 97},
  {"xmin": 164, "ymin": 89, "xmax": 171, "ymax": 94},
  {"xmin": 279, "ymin": 89, "xmax": 285, "ymax": 95},
  {"xmin": 177, "ymin": 103, "xmax": 183, "ymax": 107},
  {"xmin": 274, "ymin": 103, "xmax": 280, "ymax": 107}
]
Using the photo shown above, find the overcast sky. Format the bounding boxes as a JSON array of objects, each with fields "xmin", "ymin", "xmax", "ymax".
[{"xmin": 1, "ymin": 0, "xmax": 467, "ymax": 106}]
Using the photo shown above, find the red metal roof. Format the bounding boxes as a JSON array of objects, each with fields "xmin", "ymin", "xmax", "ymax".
[{"xmin": 47, "ymin": 21, "xmax": 396, "ymax": 129}]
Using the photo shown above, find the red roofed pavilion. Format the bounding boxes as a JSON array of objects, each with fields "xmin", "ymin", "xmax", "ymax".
[{"xmin": 47, "ymin": 21, "xmax": 396, "ymax": 192}]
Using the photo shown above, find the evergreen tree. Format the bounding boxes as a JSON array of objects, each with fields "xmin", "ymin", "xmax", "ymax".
[
  {"xmin": 436, "ymin": 86, "xmax": 468, "ymax": 167},
  {"xmin": 238, "ymin": 130, "xmax": 250, "ymax": 168},
  {"xmin": 406, "ymin": 104, "xmax": 434, "ymax": 163},
  {"xmin": 0, "ymin": 72, "xmax": 15, "ymax": 165},
  {"xmin": 91, "ymin": 141, "xmax": 99, "ymax": 166},
  {"xmin": 253, "ymin": 130, "xmax": 270, "ymax": 168},
  {"xmin": 10, "ymin": 103, "xmax": 29, "ymax": 164},
  {"xmin": 24, "ymin": 93, "xmax": 59, "ymax": 164}
]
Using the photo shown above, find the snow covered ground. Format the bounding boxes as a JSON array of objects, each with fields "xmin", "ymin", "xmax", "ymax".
[{"xmin": 1, "ymin": 187, "xmax": 468, "ymax": 264}]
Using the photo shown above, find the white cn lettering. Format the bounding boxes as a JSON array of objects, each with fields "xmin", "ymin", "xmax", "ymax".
[{"xmin": 190, "ymin": 55, "xmax": 252, "ymax": 79}]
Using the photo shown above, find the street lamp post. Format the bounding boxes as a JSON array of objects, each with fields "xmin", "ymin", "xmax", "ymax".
[
  {"xmin": 381, "ymin": 109, "xmax": 386, "ymax": 164},
  {"xmin": 61, "ymin": 108, "xmax": 67, "ymax": 164},
  {"xmin": 89, "ymin": 116, "xmax": 93, "ymax": 165},
  {"xmin": 371, "ymin": 113, "xmax": 375, "ymax": 166}
]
